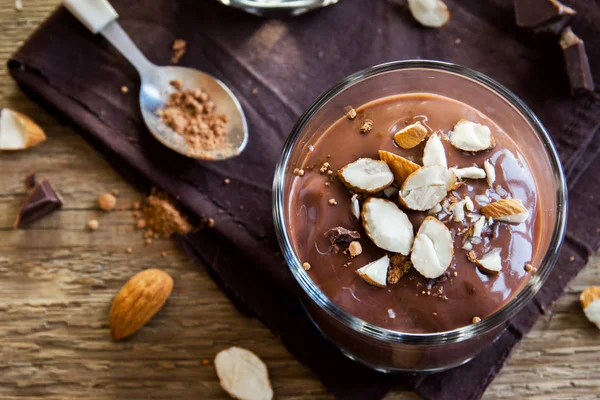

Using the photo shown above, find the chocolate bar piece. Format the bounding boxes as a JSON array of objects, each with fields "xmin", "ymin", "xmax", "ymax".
[
  {"xmin": 514, "ymin": 0, "xmax": 575, "ymax": 29},
  {"xmin": 14, "ymin": 179, "xmax": 63, "ymax": 228},
  {"xmin": 325, "ymin": 227, "xmax": 360, "ymax": 254},
  {"xmin": 560, "ymin": 28, "xmax": 595, "ymax": 94}
]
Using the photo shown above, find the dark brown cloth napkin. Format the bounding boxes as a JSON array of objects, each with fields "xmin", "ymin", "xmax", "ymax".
[{"xmin": 8, "ymin": 0, "xmax": 599, "ymax": 399}]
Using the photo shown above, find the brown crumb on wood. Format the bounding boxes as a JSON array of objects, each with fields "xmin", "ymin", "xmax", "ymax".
[
  {"xmin": 346, "ymin": 108, "xmax": 357, "ymax": 120},
  {"xmin": 472, "ymin": 316, "xmax": 481, "ymax": 323},
  {"xmin": 111, "ymin": 189, "xmax": 120, "ymax": 196},
  {"xmin": 201, "ymin": 359, "xmax": 211, "ymax": 366},
  {"xmin": 132, "ymin": 201, "xmax": 141, "ymax": 210},
  {"xmin": 145, "ymin": 238, "xmax": 153, "ymax": 245},
  {"xmin": 161, "ymin": 251, "xmax": 167, "ymax": 257},
  {"xmin": 170, "ymin": 39, "xmax": 187, "ymax": 64},
  {"xmin": 360, "ymin": 119, "xmax": 373, "ymax": 134},
  {"xmin": 302, "ymin": 262, "xmax": 311, "ymax": 271},
  {"xmin": 98, "ymin": 193, "xmax": 117, "ymax": 211},
  {"xmin": 467, "ymin": 250, "xmax": 477, "ymax": 263},
  {"xmin": 87, "ymin": 219, "xmax": 99, "ymax": 231},
  {"xmin": 126, "ymin": 248, "xmax": 132, "ymax": 254},
  {"xmin": 136, "ymin": 219, "xmax": 147, "ymax": 229}
]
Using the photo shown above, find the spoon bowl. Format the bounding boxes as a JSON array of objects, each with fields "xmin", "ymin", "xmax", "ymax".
[{"xmin": 140, "ymin": 66, "xmax": 248, "ymax": 160}]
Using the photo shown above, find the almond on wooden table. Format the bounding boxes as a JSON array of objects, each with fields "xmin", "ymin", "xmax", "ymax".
[
  {"xmin": 109, "ymin": 269, "xmax": 174, "ymax": 340},
  {"xmin": 214, "ymin": 347, "xmax": 273, "ymax": 400},
  {"xmin": 0, "ymin": 108, "xmax": 47, "ymax": 151},
  {"xmin": 580, "ymin": 286, "xmax": 600, "ymax": 329}
]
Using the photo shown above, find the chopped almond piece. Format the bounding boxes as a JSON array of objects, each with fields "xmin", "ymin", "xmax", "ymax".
[
  {"xmin": 362, "ymin": 198, "xmax": 414, "ymax": 255},
  {"xmin": 476, "ymin": 248, "xmax": 502, "ymax": 274},
  {"xmin": 393, "ymin": 121, "xmax": 428, "ymax": 149},
  {"xmin": 356, "ymin": 256, "xmax": 390, "ymax": 288},
  {"xmin": 451, "ymin": 166, "xmax": 486, "ymax": 180},
  {"xmin": 411, "ymin": 217, "xmax": 453, "ymax": 279},
  {"xmin": 399, "ymin": 165, "xmax": 457, "ymax": 211},
  {"xmin": 379, "ymin": 150, "xmax": 420, "ymax": 186},
  {"xmin": 450, "ymin": 120, "xmax": 495, "ymax": 152},
  {"xmin": 408, "ymin": 0, "xmax": 451, "ymax": 28},
  {"xmin": 338, "ymin": 158, "xmax": 394, "ymax": 194},
  {"xmin": 422, "ymin": 133, "xmax": 447, "ymax": 167},
  {"xmin": 481, "ymin": 199, "xmax": 529, "ymax": 224}
]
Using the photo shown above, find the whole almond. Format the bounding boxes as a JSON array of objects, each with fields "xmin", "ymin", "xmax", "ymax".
[{"xmin": 109, "ymin": 269, "xmax": 173, "ymax": 340}]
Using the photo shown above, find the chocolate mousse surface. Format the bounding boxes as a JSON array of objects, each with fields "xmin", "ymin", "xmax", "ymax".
[{"xmin": 289, "ymin": 93, "xmax": 540, "ymax": 333}]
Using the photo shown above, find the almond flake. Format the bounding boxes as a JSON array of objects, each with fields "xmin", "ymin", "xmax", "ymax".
[
  {"xmin": 379, "ymin": 150, "xmax": 420, "ymax": 186},
  {"xmin": 393, "ymin": 121, "xmax": 428, "ymax": 149},
  {"xmin": 0, "ymin": 108, "xmax": 47, "ymax": 151},
  {"xmin": 450, "ymin": 120, "xmax": 495, "ymax": 152},
  {"xmin": 484, "ymin": 160, "xmax": 496, "ymax": 187},
  {"xmin": 464, "ymin": 196, "xmax": 474, "ymax": 211},
  {"xmin": 475, "ymin": 194, "xmax": 490, "ymax": 206},
  {"xmin": 422, "ymin": 133, "xmax": 447, "ymax": 167},
  {"xmin": 476, "ymin": 248, "xmax": 502, "ymax": 274},
  {"xmin": 428, "ymin": 202, "xmax": 442, "ymax": 214},
  {"xmin": 214, "ymin": 347, "xmax": 273, "ymax": 400},
  {"xmin": 362, "ymin": 198, "xmax": 414, "ymax": 255},
  {"xmin": 450, "ymin": 199, "xmax": 466, "ymax": 222},
  {"xmin": 408, "ymin": 0, "xmax": 451, "ymax": 28},
  {"xmin": 462, "ymin": 241, "xmax": 473, "ymax": 251},
  {"xmin": 350, "ymin": 194, "xmax": 361, "ymax": 220},
  {"xmin": 472, "ymin": 216, "xmax": 485, "ymax": 237},
  {"xmin": 338, "ymin": 158, "xmax": 394, "ymax": 194},
  {"xmin": 581, "ymin": 287, "xmax": 600, "ymax": 329},
  {"xmin": 356, "ymin": 256, "xmax": 390, "ymax": 288},
  {"xmin": 411, "ymin": 216, "xmax": 453, "ymax": 279},
  {"xmin": 450, "ymin": 166, "xmax": 486, "ymax": 180},
  {"xmin": 481, "ymin": 199, "xmax": 529, "ymax": 224},
  {"xmin": 399, "ymin": 165, "xmax": 457, "ymax": 211}
]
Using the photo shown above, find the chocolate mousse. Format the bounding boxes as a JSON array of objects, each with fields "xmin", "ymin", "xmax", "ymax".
[{"xmin": 288, "ymin": 93, "xmax": 540, "ymax": 334}]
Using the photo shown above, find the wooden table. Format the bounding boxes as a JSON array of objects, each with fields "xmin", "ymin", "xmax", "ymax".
[{"xmin": 1, "ymin": 1, "xmax": 598, "ymax": 398}]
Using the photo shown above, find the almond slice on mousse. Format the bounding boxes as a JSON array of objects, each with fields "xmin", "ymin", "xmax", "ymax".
[
  {"xmin": 422, "ymin": 133, "xmax": 447, "ymax": 167},
  {"xmin": 450, "ymin": 166, "xmax": 486, "ymax": 180},
  {"xmin": 362, "ymin": 197, "xmax": 414, "ymax": 255},
  {"xmin": 356, "ymin": 255, "xmax": 390, "ymax": 288},
  {"xmin": 393, "ymin": 121, "xmax": 428, "ymax": 149},
  {"xmin": 481, "ymin": 199, "xmax": 529, "ymax": 223},
  {"xmin": 408, "ymin": 0, "xmax": 451, "ymax": 28},
  {"xmin": 338, "ymin": 158, "xmax": 394, "ymax": 194},
  {"xmin": 0, "ymin": 108, "xmax": 47, "ymax": 151},
  {"xmin": 476, "ymin": 248, "xmax": 502, "ymax": 274},
  {"xmin": 379, "ymin": 150, "xmax": 420, "ymax": 186},
  {"xmin": 411, "ymin": 216, "xmax": 453, "ymax": 279},
  {"xmin": 450, "ymin": 120, "xmax": 496, "ymax": 152},
  {"xmin": 398, "ymin": 165, "xmax": 457, "ymax": 211},
  {"xmin": 580, "ymin": 286, "xmax": 600, "ymax": 329},
  {"xmin": 350, "ymin": 194, "xmax": 361, "ymax": 220},
  {"xmin": 484, "ymin": 160, "xmax": 496, "ymax": 187}
]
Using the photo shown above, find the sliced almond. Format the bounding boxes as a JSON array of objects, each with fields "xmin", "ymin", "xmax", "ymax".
[
  {"xmin": 472, "ymin": 216, "xmax": 485, "ymax": 237},
  {"xmin": 379, "ymin": 150, "xmax": 420, "ymax": 186},
  {"xmin": 338, "ymin": 158, "xmax": 394, "ymax": 194},
  {"xmin": 356, "ymin": 256, "xmax": 390, "ymax": 288},
  {"xmin": 383, "ymin": 185, "xmax": 400, "ymax": 199},
  {"xmin": 481, "ymin": 199, "xmax": 529, "ymax": 224},
  {"xmin": 393, "ymin": 121, "xmax": 428, "ymax": 149},
  {"xmin": 214, "ymin": 347, "xmax": 273, "ymax": 400},
  {"xmin": 411, "ymin": 216, "xmax": 453, "ymax": 279},
  {"xmin": 362, "ymin": 197, "xmax": 414, "ymax": 255},
  {"xmin": 450, "ymin": 120, "xmax": 495, "ymax": 152},
  {"xmin": 464, "ymin": 196, "xmax": 474, "ymax": 211},
  {"xmin": 484, "ymin": 160, "xmax": 496, "ymax": 187},
  {"xmin": 0, "ymin": 108, "xmax": 47, "ymax": 151},
  {"xmin": 408, "ymin": 0, "xmax": 450, "ymax": 28},
  {"xmin": 422, "ymin": 133, "xmax": 447, "ymax": 167},
  {"xmin": 476, "ymin": 248, "xmax": 502, "ymax": 274},
  {"xmin": 450, "ymin": 166, "xmax": 486, "ymax": 180},
  {"xmin": 428, "ymin": 202, "xmax": 442, "ymax": 214},
  {"xmin": 350, "ymin": 194, "xmax": 361, "ymax": 220},
  {"xmin": 449, "ymin": 199, "xmax": 466, "ymax": 222},
  {"xmin": 399, "ymin": 165, "xmax": 457, "ymax": 211},
  {"xmin": 581, "ymin": 286, "xmax": 600, "ymax": 329}
]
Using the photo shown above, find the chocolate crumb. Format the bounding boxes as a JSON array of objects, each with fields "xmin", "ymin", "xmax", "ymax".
[
  {"xmin": 347, "ymin": 241, "xmax": 362, "ymax": 258},
  {"xmin": 467, "ymin": 250, "xmax": 477, "ymax": 263},
  {"xmin": 328, "ymin": 198, "xmax": 337, "ymax": 206},
  {"xmin": 202, "ymin": 359, "xmax": 211, "ymax": 366},
  {"xmin": 346, "ymin": 108, "xmax": 357, "ymax": 120},
  {"xmin": 455, "ymin": 38, "xmax": 461, "ymax": 45},
  {"xmin": 453, "ymin": 271, "xmax": 458, "ymax": 277},
  {"xmin": 136, "ymin": 219, "xmax": 147, "ymax": 229},
  {"xmin": 472, "ymin": 316, "xmax": 481, "ymax": 323},
  {"xmin": 98, "ymin": 193, "xmax": 117, "ymax": 211},
  {"xmin": 207, "ymin": 218, "xmax": 215, "ymax": 228},
  {"xmin": 120, "ymin": 86, "xmax": 128, "ymax": 94},
  {"xmin": 87, "ymin": 219, "xmax": 99, "ymax": 231},
  {"xmin": 327, "ymin": 170, "xmax": 334, "ymax": 176},
  {"xmin": 132, "ymin": 201, "xmax": 141, "ymax": 211},
  {"xmin": 525, "ymin": 263, "xmax": 537, "ymax": 274},
  {"xmin": 111, "ymin": 189, "xmax": 119, "ymax": 196},
  {"xmin": 224, "ymin": 178, "xmax": 231, "ymax": 184},
  {"xmin": 126, "ymin": 248, "xmax": 132, "ymax": 254},
  {"xmin": 388, "ymin": 254, "xmax": 412, "ymax": 284},
  {"xmin": 293, "ymin": 168, "xmax": 305, "ymax": 177},
  {"xmin": 569, "ymin": 255, "xmax": 575, "ymax": 262},
  {"xmin": 145, "ymin": 238, "xmax": 153, "ymax": 245},
  {"xmin": 320, "ymin": 162, "xmax": 331, "ymax": 174},
  {"xmin": 360, "ymin": 119, "xmax": 373, "ymax": 134},
  {"xmin": 432, "ymin": 312, "xmax": 438, "ymax": 316},
  {"xmin": 161, "ymin": 251, "xmax": 167, "ymax": 257},
  {"xmin": 252, "ymin": 88, "xmax": 258, "ymax": 95},
  {"xmin": 302, "ymin": 262, "xmax": 312, "ymax": 271},
  {"xmin": 24, "ymin": 172, "xmax": 36, "ymax": 189}
]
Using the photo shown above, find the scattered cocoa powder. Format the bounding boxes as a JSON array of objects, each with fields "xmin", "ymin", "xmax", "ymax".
[
  {"xmin": 141, "ymin": 194, "xmax": 192, "ymax": 238},
  {"xmin": 170, "ymin": 39, "xmax": 187, "ymax": 64}
]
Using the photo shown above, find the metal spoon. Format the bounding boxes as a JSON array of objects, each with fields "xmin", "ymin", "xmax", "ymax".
[{"xmin": 64, "ymin": 0, "xmax": 248, "ymax": 160}]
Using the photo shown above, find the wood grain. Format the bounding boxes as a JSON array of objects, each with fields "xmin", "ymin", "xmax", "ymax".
[{"xmin": 0, "ymin": 1, "xmax": 598, "ymax": 399}]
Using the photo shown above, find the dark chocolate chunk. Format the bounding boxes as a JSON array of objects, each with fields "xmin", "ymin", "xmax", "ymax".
[
  {"xmin": 24, "ymin": 172, "xmax": 36, "ymax": 189},
  {"xmin": 560, "ymin": 28, "xmax": 595, "ymax": 94},
  {"xmin": 514, "ymin": 0, "xmax": 575, "ymax": 29},
  {"xmin": 14, "ymin": 179, "xmax": 63, "ymax": 228},
  {"xmin": 324, "ymin": 227, "xmax": 360, "ymax": 254}
]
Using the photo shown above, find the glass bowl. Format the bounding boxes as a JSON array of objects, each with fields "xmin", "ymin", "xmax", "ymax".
[
  {"xmin": 272, "ymin": 60, "xmax": 567, "ymax": 372},
  {"xmin": 215, "ymin": 0, "xmax": 339, "ymax": 16}
]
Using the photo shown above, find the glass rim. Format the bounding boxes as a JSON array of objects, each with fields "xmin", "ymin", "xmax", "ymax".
[
  {"xmin": 216, "ymin": 0, "xmax": 336, "ymax": 10},
  {"xmin": 272, "ymin": 60, "xmax": 568, "ymax": 345}
]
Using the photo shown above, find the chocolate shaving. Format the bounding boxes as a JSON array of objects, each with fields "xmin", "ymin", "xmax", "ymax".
[
  {"xmin": 560, "ymin": 27, "xmax": 595, "ymax": 94},
  {"xmin": 514, "ymin": 0, "xmax": 575, "ymax": 29},
  {"xmin": 324, "ymin": 227, "xmax": 360, "ymax": 254},
  {"xmin": 14, "ymin": 179, "xmax": 63, "ymax": 228}
]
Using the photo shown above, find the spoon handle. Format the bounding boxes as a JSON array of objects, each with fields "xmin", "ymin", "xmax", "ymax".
[{"xmin": 64, "ymin": 0, "xmax": 154, "ymax": 76}]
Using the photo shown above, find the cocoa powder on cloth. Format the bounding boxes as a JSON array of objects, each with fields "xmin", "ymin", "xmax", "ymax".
[{"xmin": 8, "ymin": 1, "xmax": 599, "ymax": 399}]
